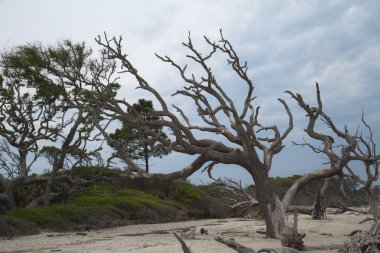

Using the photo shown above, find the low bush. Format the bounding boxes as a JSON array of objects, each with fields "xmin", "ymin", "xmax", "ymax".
[
  {"xmin": 0, "ymin": 215, "xmax": 38, "ymax": 237},
  {"xmin": 6, "ymin": 187, "xmax": 185, "ymax": 230},
  {"xmin": 173, "ymin": 184, "xmax": 203, "ymax": 206},
  {"xmin": 71, "ymin": 166, "xmax": 122, "ymax": 180}
]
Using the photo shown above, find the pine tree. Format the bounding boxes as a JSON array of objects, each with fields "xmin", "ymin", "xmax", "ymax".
[{"xmin": 110, "ymin": 99, "xmax": 169, "ymax": 173}]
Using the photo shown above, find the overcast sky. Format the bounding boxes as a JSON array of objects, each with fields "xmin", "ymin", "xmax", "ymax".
[{"xmin": 0, "ymin": 0, "xmax": 379, "ymax": 185}]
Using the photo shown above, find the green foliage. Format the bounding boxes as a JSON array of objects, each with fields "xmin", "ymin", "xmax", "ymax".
[
  {"xmin": 0, "ymin": 215, "xmax": 38, "ymax": 237},
  {"xmin": 14, "ymin": 184, "xmax": 43, "ymax": 207},
  {"xmin": 114, "ymin": 177, "xmax": 231, "ymax": 218},
  {"xmin": 270, "ymin": 175, "xmax": 302, "ymax": 187},
  {"xmin": 1, "ymin": 44, "xmax": 66, "ymax": 104},
  {"xmin": 113, "ymin": 177, "xmax": 187, "ymax": 199},
  {"xmin": 40, "ymin": 146, "xmax": 60, "ymax": 156},
  {"xmin": 110, "ymin": 99, "xmax": 170, "ymax": 172},
  {"xmin": 173, "ymin": 184, "xmax": 204, "ymax": 206},
  {"xmin": 6, "ymin": 187, "xmax": 183, "ymax": 230},
  {"xmin": 269, "ymin": 175, "xmax": 367, "ymax": 206},
  {"xmin": 71, "ymin": 166, "xmax": 122, "ymax": 180}
]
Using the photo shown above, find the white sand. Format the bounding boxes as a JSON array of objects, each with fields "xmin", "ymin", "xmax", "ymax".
[{"xmin": 0, "ymin": 212, "xmax": 372, "ymax": 253}]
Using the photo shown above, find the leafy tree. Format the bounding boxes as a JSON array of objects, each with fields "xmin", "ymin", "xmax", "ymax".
[
  {"xmin": 110, "ymin": 99, "xmax": 170, "ymax": 173},
  {"xmin": 0, "ymin": 41, "xmax": 102, "ymax": 209}
]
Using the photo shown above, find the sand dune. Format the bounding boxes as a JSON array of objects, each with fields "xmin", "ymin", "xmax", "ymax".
[{"xmin": 0, "ymin": 211, "xmax": 372, "ymax": 253}]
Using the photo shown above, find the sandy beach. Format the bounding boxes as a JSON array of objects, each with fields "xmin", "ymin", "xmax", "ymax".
[{"xmin": 0, "ymin": 211, "xmax": 372, "ymax": 253}]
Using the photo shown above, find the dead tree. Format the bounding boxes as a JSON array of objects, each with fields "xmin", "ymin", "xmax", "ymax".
[
  {"xmin": 311, "ymin": 178, "xmax": 329, "ymax": 220},
  {"xmin": 213, "ymin": 177, "xmax": 259, "ymax": 216},
  {"xmin": 338, "ymin": 219, "xmax": 380, "ymax": 253},
  {"xmin": 73, "ymin": 32, "xmax": 370, "ymax": 239},
  {"xmin": 173, "ymin": 231, "xmax": 193, "ymax": 253},
  {"xmin": 280, "ymin": 210, "xmax": 305, "ymax": 250},
  {"xmin": 17, "ymin": 30, "xmax": 363, "ymax": 239},
  {"xmin": 87, "ymin": 31, "xmax": 298, "ymax": 238},
  {"xmin": 344, "ymin": 114, "xmax": 379, "ymax": 220}
]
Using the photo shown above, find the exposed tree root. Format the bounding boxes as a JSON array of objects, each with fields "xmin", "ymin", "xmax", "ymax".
[{"xmin": 338, "ymin": 220, "xmax": 380, "ymax": 253}]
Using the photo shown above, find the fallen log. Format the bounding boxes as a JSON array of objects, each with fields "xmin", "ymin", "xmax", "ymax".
[
  {"xmin": 215, "ymin": 235, "xmax": 256, "ymax": 253},
  {"xmin": 173, "ymin": 231, "xmax": 192, "ymax": 253},
  {"xmin": 286, "ymin": 206, "xmax": 312, "ymax": 215},
  {"xmin": 214, "ymin": 235, "xmax": 301, "ymax": 253}
]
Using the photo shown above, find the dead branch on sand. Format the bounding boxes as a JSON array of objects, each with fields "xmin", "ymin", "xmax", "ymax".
[
  {"xmin": 338, "ymin": 220, "xmax": 380, "ymax": 253},
  {"xmin": 214, "ymin": 235, "xmax": 301, "ymax": 253},
  {"xmin": 173, "ymin": 231, "xmax": 193, "ymax": 253},
  {"xmin": 280, "ymin": 210, "xmax": 306, "ymax": 251}
]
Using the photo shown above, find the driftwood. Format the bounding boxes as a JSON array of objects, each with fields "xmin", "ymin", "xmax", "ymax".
[
  {"xmin": 359, "ymin": 217, "xmax": 376, "ymax": 224},
  {"xmin": 287, "ymin": 206, "xmax": 312, "ymax": 215},
  {"xmin": 280, "ymin": 210, "xmax": 306, "ymax": 251},
  {"xmin": 338, "ymin": 220, "xmax": 380, "ymax": 253},
  {"xmin": 180, "ymin": 226, "xmax": 196, "ymax": 239},
  {"xmin": 215, "ymin": 236, "xmax": 255, "ymax": 253},
  {"xmin": 173, "ymin": 231, "xmax": 192, "ymax": 253},
  {"xmin": 215, "ymin": 235, "xmax": 301, "ymax": 253},
  {"xmin": 331, "ymin": 202, "xmax": 369, "ymax": 215},
  {"xmin": 200, "ymin": 228, "xmax": 208, "ymax": 235},
  {"xmin": 311, "ymin": 179, "xmax": 328, "ymax": 219}
]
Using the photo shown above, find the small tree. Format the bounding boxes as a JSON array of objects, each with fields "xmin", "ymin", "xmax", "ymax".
[{"xmin": 110, "ymin": 99, "xmax": 170, "ymax": 173}]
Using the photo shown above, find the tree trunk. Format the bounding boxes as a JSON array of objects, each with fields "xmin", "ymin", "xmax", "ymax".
[
  {"xmin": 144, "ymin": 143, "xmax": 149, "ymax": 173},
  {"xmin": 1, "ymin": 149, "xmax": 30, "ymax": 210},
  {"xmin": 366, "ymin": 187, "xmax": 379, "ymax": 220},
  {"xmin": 3, "ymin": 181, "xmax": 16, "ymax": 210},
  {"xmin": 311, "ymin": 178, "xmax": 328, "ymax": 219},
  {"xmin": 1, "ymin": 174, "xmax": 27, "ymax": 210},
  {"xmin": 43, "ymin": 167, "xmax": 57, "ymax": 206},
  {"xmin": 43, "ymin": 157, "xmax": 62, "ymax": 206},
  {"xmin": 311, "ymin": 188, "xmax": 325, "ymax": 219},
  {"xmin": 251, "ymin": 165, "xmax": 284, "ymax": 238}
]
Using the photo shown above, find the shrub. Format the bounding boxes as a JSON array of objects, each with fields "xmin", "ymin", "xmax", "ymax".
[
  {"xmin": 112, "ymin": 177, "xmax": 189, "ymax": 199},
  {"xmin": 0, "ymin": 215, "xmax": 38, "ymax": 237},
  {"xmin": 6, "ymin": 188, "xmax": 185, "ymax": 230},
  {"xmin": 173, "ymin": 184, "xmax": 203, "ymax": 206},
  {"xmin": 71, "ymin": 166, "xmax": 122, "ymax": 180}
]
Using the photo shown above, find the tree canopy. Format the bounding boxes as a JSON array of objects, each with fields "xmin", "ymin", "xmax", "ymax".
[{"xmin": 110, "ymin": 99, "xmax": 170, "ymax": 173}]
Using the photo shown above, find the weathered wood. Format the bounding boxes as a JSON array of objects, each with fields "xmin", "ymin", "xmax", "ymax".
[
  {"xmin": 280, "ymin": 210, "xmax": 305, "ymax": 251},
  {"xmin": 311, "ymin": 178, "xmax": 328, "ymax": 219},
  {"xmin": 311, "ymin": 189, "xmax": 325, "ymax": 219},
  {"xmin": 215, "ymin": 235, "xmax": 301, "ymax": 253},
  {"xmin": 338, "ymin": 220, "xmax": 380, "ymax": 253},
  {"xmin": 287, "ymin": 206, "xmax": 313, "ymax": 215},
  {"xmin": 173, "ymin": 231, "xmax": 192, "ymax": 253},
  {"xmin": 215, "ymin": 236, "xmax": 256, "ymax": 253}
]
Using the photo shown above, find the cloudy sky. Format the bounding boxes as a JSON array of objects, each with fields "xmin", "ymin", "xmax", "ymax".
[{"xmin": 0, "ymin": 0, "xmax": 379, "ymax": 185}]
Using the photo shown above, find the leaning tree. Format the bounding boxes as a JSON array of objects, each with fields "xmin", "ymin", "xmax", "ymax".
[
  {"xmin": 343, "ymin": 115, "xmax": 379, "ymax": 220},
  {"xmin": 2, "ymin": 32, "xmax": 376, "ymax": 239},
  {"xmin": 0, "ymin": 42, "xmax": 102, "ymax": 209},
  {"xmin": 77, "ymin": 31, "xmax": 373, "ymax": 238}
]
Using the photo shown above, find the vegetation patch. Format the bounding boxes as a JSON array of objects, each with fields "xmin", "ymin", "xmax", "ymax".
[
  {"xmin": 0, "ymin": 215, "xmax": 38, "ymax": 237},
  {"xmin": 6, "ymin": 187, "xmax": 185, "ymax": 230},
  {"xmin": 173, "ymin": 184, "xmax": 203, "ymax": 206}
]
